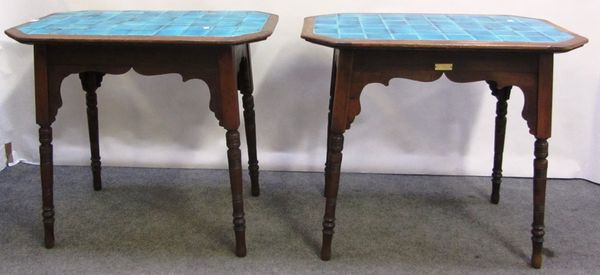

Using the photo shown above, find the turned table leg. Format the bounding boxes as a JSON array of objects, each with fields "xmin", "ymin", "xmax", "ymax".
[
  {"xmin": 238, "ymin": 47, "xmax": 260, "ymax": 197},
  {"xmin": 39, "ymin": 125, "xmax": 55, "ymax": 248},
  {"xmin": 487, "ymin": 81, "xmax": 512, "ymax": 204},
  {"xmin": 34, "ymin": 45, "xmax": 56, "ymax": 248},
  {"xmin": 213, "ymin": 46, "xmax": 248, "ymax": 257},
  {"xmin": 226, "ymin": 130, "xmax": 247, "ymax": 257},
  {"xmin": 240, "ymin": 91, "xmax": 259, "ymax": 197},
  {"xmin": 321, "ymin": 132, "xmax": 344, "ymax": 261},
  {"xmin": 79, "ymin": 72, "xmax": 105, "ymax": 191},
  {"xmin": 531, "ymin": 138, "xmax": 548, "ymax": 268},
  {"xmin": 321, "ymin": 49, "xmax": 353, "ymax": 261},
  {"xmin": 324, "ymin": 53, "xmax": 337, "ymax": 197}
]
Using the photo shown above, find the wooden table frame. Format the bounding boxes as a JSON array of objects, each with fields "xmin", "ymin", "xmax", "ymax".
[
  {"xmin": 302, "ymin": 15, "xmax": 587, "ymax": 268},
  {"xmin": 6, "ymin": 13, "xmax": 278, "ymax": 257}
]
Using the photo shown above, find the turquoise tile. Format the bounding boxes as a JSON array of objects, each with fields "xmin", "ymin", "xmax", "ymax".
[
  {"xmin": 18, "ymin": 10, "xmax": 270, "ymax": 37},
  {"xmin": 472, "ymin": 34, "xmax": 501, "ymax": 41},
  {"xmin": 339, "ymin": 33, "xmax": 365, "ymax": 39},
  {"xmin": 392, "ymin": 33, "xmax": 419, "ymax": 40},
  {"xmin": 498, "ymin": 35, "xmax": 528, "ymax": 42},
  {"xmin": 182, "ymin": 28, "xmax": 210, "ymax": 36},
  {"xmin": 493, "ymin": 30, "xmax": 518, "ymax": 36},
  {"xmin": 313, "ymin": 13, "xmax": 573, "ymax": 43},
  {"xmin": 366, "ymin": 33, "xmax": 393, "ymax": 39},
  {"xmin": 419, "ymin": 33, "xmax": 447, "ymax": 40},
  {"xmin": 208, "ymin": 27, "xmax": 235, "ymax": 36},
  {"xmin": 445, "ymin": 34, "xmax": 476, "ymax": 41}
]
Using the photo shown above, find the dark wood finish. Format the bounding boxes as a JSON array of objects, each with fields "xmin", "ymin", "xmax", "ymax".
[
  {"xmin": 323, "ymin": 52, "xmax": 338, "ymax": 196},
  {"xmin": 226, "ymin": 129, "xmax": 247, "ymax": 257},
  {"xmin": 79, "ymin": 72, "xmax": 105, "ymax": 191},
  {"xmin": 304, "ymin": 26, "xmax": 583, "ymax": 266},
  {"xmin": 237, "ymin": 44, "xmax": 260, "ymax": 196},
  {"xmin": 487, "ymin": 80, "xmax": 512, "ymax": 204},
  {"xmin": 532, "ymin": 138, "xmax": 548, "ymax": 268},
  {"xmin": 5, "ymin": 13, "xmax": 278, "ymax": 46},
  {"xmin": 301, "ymin": 15, "xmax": 587, "ymax": 52},
  {"xmin": 4, "ymin": 143, "xmax": 13, "ymax": 165},
  {"xmin": 322, "ymin": 132, "xmax": 344, "ymax": 260},
  {"xmin": 6, "ymin": 12, "xmax": 274, "ymax": 254},
  {"xmin": 321, "ymin": 49, "xmax": 352, "ymax": 260},
  {"xmin": 34, "ymin": 45, "xmax": 55, "ymax": 249}
]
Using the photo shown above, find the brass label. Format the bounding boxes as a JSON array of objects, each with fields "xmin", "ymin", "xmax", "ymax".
[{"xmin": 435, "ymin": 63, "xmax": 453, "ymax": 71}]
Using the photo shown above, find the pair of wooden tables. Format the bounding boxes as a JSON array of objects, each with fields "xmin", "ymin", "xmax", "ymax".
[{"xmin": 6, "ymin": 10, "xmax": 587, "ymax": 268}]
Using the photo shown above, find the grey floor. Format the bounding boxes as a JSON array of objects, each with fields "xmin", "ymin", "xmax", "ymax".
[{"xmin": 1, "ymin": 164, "xmax": 599, "ymax": 274}]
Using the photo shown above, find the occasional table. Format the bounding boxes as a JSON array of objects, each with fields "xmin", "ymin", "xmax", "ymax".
[
  {"xmin": 301, "ymin": 13, "xmax": 587, "ymax": 267},
  {"xmin": 5, "ymin": 10, "xmax": 278, "ymax": 257}
]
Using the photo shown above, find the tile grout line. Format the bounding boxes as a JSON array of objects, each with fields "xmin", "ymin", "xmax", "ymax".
[{"xmin": 378, "ymin": 14, "xmax": 394, "ymax": 40}]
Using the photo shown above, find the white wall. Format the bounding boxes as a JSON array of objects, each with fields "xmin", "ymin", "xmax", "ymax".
[{"xmin": 1, "ymin": 0, "xmax": 599, "ymax": 181}]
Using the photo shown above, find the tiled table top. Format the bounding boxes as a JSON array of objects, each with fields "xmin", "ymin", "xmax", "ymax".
[
  {"xmin": 17, "ymin": 10, "xmax": 270, "ymax": 37},
  {"xmin": 312, "ymin": 13, "xmax": 573, "ymax": 43}
]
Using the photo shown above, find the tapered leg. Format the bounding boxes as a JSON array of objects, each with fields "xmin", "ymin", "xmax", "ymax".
[
  {"xmin": 240, "ymin": 91, "xmax": 259, "ymax": 196},
  {"xmin": 238, "ymin": 44, "xmax": 260, "ymax": 197},
  {"xmin": 487, "ymin": 81, "xmax": 512, "ymax": 204},
  {"xmin": 321, "ymin": 132, "xmax": 344, "ymax": 261},
  {"xmin": 39, "ymin": 125, "xmax": 55, "ymax": 248},
  {"xmin": 212, "ymin": 46, "xmax": 248, "ymax": 256},
  {"xmin": 320, "ymin": 49, "xmax": 354, "ymax": 261},
  {"xmin": 324, "ymin": 53, "xmax": 337, "ymax": 197},
  {"xmin": 531, "ymin": 138, "xmax": 548, "ymax": 268},
  {"xmin": 238, "ymin": 50, "xmax": 260, "ymax": 197},
  {"xmin": 79, "ymin": 72, "xmax": 105, "ymax": 191},
  {"xmin": 34, "ymin": 45, "xmax": 57, "ymax": 249},
  {"xmin": 226, "ymin": 129, "xmax": 247, "ymax": 257}
]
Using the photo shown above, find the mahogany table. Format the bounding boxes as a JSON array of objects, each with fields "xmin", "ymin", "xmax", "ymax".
[
  {"xmin": 302, "ymin": 13, "xmax": 587, "ymax": 268},
  {"xmin": 5, "ymin": 10, "xmax": 278, "ymax": 257}
]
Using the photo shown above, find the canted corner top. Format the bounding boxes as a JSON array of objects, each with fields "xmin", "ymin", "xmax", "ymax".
[
  {"xmin": 5, "ymin": 10, "xmax": 279, "ymax": 45},
  {"xmin": 301, "ymin": 13, "xmax": 587, "ymax": 52}
]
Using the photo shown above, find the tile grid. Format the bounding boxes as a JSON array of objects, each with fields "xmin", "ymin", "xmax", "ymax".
[
  {"xmin": 378, "ymin": 14, "xmax": 392, "ymax": 40},
  {"xmin": 18, "ymin": 11, "xmax": 270, "ymax": 37},
  {"xmin": 313, "ymin": 14, "xmax": 573, "ymax": 43},
  {"xmin": 424, "ymin": 15, "xmax": 448, "ymax": 41}
]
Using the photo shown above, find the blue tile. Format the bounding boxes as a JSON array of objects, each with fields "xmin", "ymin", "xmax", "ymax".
[
  {"xmin": 498, "ymin": 35, "xmax": 528, "ymax": 42},
  {"xmin": 109, "ymin": 29, "xmax": 133, "ymax": 35},
  {"xmin": 471, "ymin": 34, "xmax": 501, "ymax": 41},
  {"xmin": 18, "ymin": 10, "xmax": 270, "ymax": 37},
  {"xmin": 312, "ymin": 13, "xmax": 573, "ymax": 43},
  {"xmin": 181, "ymin": 28, "xmax": 210, "ymax": 36},
  {"xmin": 445, "ymin": 34, "xmax": 476, "ymax": 41},
  {"xmin": 493, "ymin": 29, "xmax": 518, "ymax": 36},
  {"xmin": 526, "ymin": 35, "xmax": 553, "ymax": 42},
  {"xmin": 388, "ymin": 26, "xmax": 416, "ymax": 34},
  {"xmin": 208, "ymin": 27, "xmax": 235, "ymax": 36},
  {"xmin": 366, "ymin": 32, "xmax": 393, "ymax": 39},
  {"xmin": 339, "ymin": 27, "xmax": 362, "ymax": 34},
  {"xmin": 339, "ymin": 33, "xmax": 365, "ymax": 39},
  {"xmin": 418, "ymin": 33, "xmax": 447, "ymax": 40},
  {"xmin": 392, "ymin": 33, "xmax": 419, "ymax": 40},
  {"xmin": 128, "ymin": 30, "xmax": 159, "ymax": 35}
]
